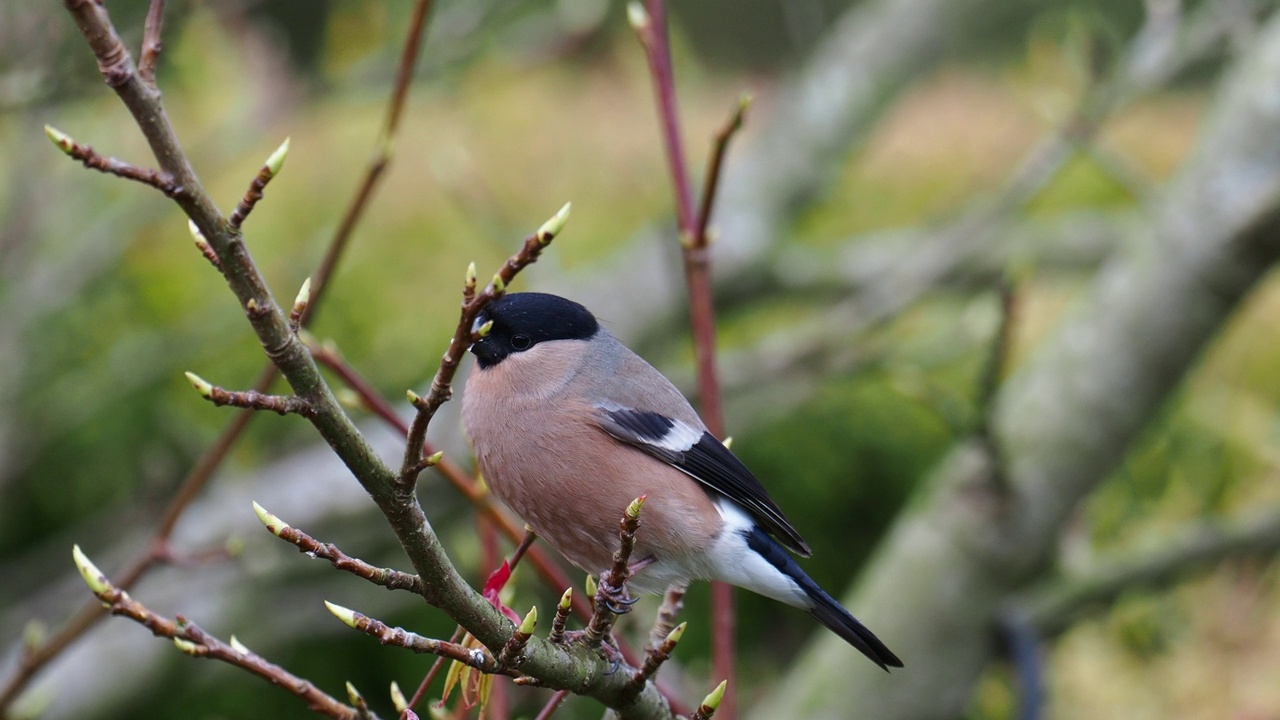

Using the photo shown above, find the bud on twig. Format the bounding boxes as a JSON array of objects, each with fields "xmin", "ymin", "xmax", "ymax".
[
  {"xmin": 346, "ymin": 681, "xmax": 367, "ymax": 711},
  {"xmin": 324, "ymin": 601, "xmax": 360, "ymax": 630},
  {"xmin": 252, "ymin": 501, "xmax": 289, "ymax": 536},
  {"xmin": 289, "ymin": 276, "xmax": 311, "ymax": 332},
  {"xmin": 184, "ymin": 371, "xmax": 214, "ymax": 399},
  {"xmin": 549, "ymin": 587, "xmax": 573, "ymax": 644},
  {"xmin": 498, "ymin": 606, "xmax": 537, "ymax": 667},
  {"xmin": 536, "ymin": 202, "xmax": 572, "ymax": 244},
  {"xmin": 627, "ymin": 2, "xmax": 650, "ymax": 31},
  {"xmin": 172, "ymin": 637, "xmax": 201, "ymax": 656},
  {"xmin": 389, "ymin": 681, "xmax": 408, "ymax": 713},
  {"xmin": 71, "ymin": 545, "xmax": 110, "ymax": 596},
  {"xmin": 690, "ymin": 680, "xmax": 727, "ymax": 720},
  {"xmin": 265, "ymin": 137, "xmax": 291, "ymax": 179}
]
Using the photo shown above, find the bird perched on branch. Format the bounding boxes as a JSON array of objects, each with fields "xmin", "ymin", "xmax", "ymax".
[{"xmin": 461, "ymin": 292, "xmax": 902, "ymax": 671}]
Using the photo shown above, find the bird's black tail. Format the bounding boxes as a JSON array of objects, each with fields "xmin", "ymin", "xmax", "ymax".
[
  {"xmin": 744, "ymin": 526, "xmax": 903, "ymax": 671},
  {"xmin": 805, "ymin": 583, "xmax": 903, "ymax": 671}
]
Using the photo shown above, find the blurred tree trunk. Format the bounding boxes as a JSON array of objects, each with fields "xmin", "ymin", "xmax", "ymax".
[{"xmin": 753, "ymin": 10, "xmax": 1280, "ymax": 719}]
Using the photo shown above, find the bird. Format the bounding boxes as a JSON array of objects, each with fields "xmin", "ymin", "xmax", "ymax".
[{"xmin": 461, "ymin": 291, "xmax": 902, "ymax": 671}]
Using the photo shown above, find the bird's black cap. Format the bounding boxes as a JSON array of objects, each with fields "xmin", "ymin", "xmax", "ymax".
[{"xmin": 469, "ymin": 292, "xmax": 600, "ymax": 368}]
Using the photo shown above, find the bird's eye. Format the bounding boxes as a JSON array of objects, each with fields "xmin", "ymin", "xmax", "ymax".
[{"xmin": 510, "ymin": 334, "xmax": 532, "ymax": 351}]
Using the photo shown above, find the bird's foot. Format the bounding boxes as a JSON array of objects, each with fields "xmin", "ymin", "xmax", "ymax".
[{"xmin": 597, "ymin": 571, "xmax": 641, "ymax": 615}]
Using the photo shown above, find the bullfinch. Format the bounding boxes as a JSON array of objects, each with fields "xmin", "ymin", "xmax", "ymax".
[{"xmin": 461, "ymin": 292, "xmax": 902, "ymax": 671}]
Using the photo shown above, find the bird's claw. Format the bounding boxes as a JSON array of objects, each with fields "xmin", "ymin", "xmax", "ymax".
[
  {"xmin": 602, "ymin": 594, "xmax": 640, "ymax": 615},
  {"xmin": 597, "ymin": 576, "xmax": 637, "ymax": 615}
]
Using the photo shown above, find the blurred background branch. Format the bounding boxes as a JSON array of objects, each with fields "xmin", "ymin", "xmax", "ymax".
[{"xmin": 4, "ymin": 0, "xmax": 1280, "ymax": 717}]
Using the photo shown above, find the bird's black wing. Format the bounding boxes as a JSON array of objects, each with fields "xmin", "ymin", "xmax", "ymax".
[{"xmin": 594, "ymin": 404, "xmax": 812, "ymax": 556}]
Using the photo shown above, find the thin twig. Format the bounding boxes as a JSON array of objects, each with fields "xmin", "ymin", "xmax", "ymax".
[
  {"xmin": 44, "ymin": 125, "xmax": 178, "ymax": 196},
  {"xmin": 585, "ymin": 497, "xmax": 645, "ymax": 647},
  {"xmin": 397, "ymin": 204, "xmax": 570, "ymax": 494},
  {"xmin": 626, "ymin": 622, "xmax": 685, "ymax": 697},
  {"xmin": 407, "ymin": 627, "xmax": 464, "ymax": 712},
  {"xmin": 184, "ymin": 372, "xmax": 316, "ymax": 418},
  {"xmin": 137, "ymin": 0, "xmax": 165, "ymax": 84},
  {"xmin": 694, "ymin": 95, "xmax": 750, "ymax": 247},
  {"xmin": 549, "ymin": 588, "xmax": 574, "ymax": 645},
  {"xmin": 535, "ymin": 690, "xmax": 570, "ymax": 720},
  {"xmin": 647, "ymin": 584, "xmax": 686, "ymax": 650},
  {"xmin": 300, "ymin": 0, "xmax": 435, "ymax": 329},
  {"xmin": 229, "ymin": 138, "xmax": 290, "ymax": 229},
  {"xmin": 496, "ymin": 607, "xmax": 537, "ymax": 668},
  {"xmin": 326, "ymin": 603, "xmax": 520, "ymax": 679},
  {"xmin": 72, "ymin": 547, "xmax": 363, "ymax": 720},
  {"xmin": 254, "ymin": 502, "xmax": 424, "ymax": 593}
]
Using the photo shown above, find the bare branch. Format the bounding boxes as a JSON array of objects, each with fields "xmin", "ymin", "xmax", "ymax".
[
  {"xmin": 71, "ymin": 546, "xmax": 364, "ymax": 720},
  {"xmin": 185, "ymin": 372, "xmax": 317, "ymax": 418},
  {"xmin": 1014, "ymin": 508, "xmax": 1280, "ymax": 639},
  {"xmin": 44, "ymin": 125, "xmax": 178, "ymax": 196},
  {"xmin": 229, "ymin": 138, "xmax": 290, "ymax": 230},
  {"xmin": 694, "ymin": 95, "xmax": 750, "ymax": 248},
  {"xmin": 632, "ymin": 1, "xmax": 740, "ymax": 708},
  {"xmin": 585, "ymin": 496, "xmax": 646, "ymax": 648},
  {"xmin": 626, "ymin": 622, "xmax": 685, "ymax": 696},
  {"xmin": 253, "ymin": 502, "xmax": 424, "ymax": 594},
  {"xmin": 324, "ymin": 602, "xmax": 519, "ymax": 679}
]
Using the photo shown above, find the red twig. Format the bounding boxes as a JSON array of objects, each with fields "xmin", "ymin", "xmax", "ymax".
[
  {"xmin": 633, "ymin": 2, "xmax": 746, "ymax": 714},
  {"xmin": 407, "ymin": 627, "xmax": 464, "ymax": 712},
  {"xmin": 534, "ymin": 690, "xmax": 570, "ymax": 720}
]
